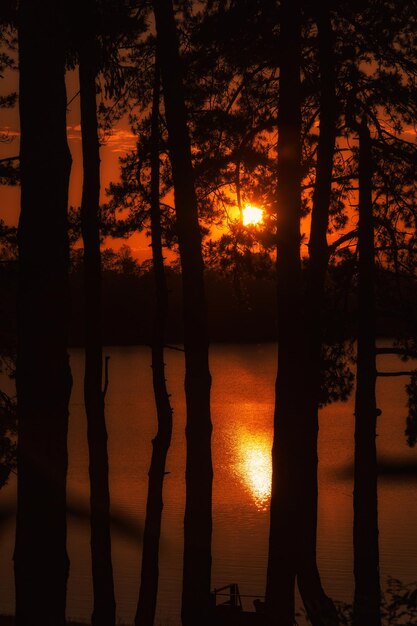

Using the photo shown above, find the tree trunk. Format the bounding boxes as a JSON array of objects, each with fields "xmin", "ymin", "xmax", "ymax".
[
  {"xmin": 15, "ymin": 2, "xmax": 72, "ymax": 624},
  {"xmin": 79, "ymin": 30, "xmax": 116, "ymax": 626},
  {"xmin": 266, "ymin": 4, "xmax": 340, "ymax": 623},
  {"xmin": 298, "ymin": 8, "xmax": 339, "ymax": 626},
  {"xmin": 265, "ymin": 1, "xmax": 303, "ymax": 624},
  {"xmin": 353, "ymin": 118, "xmax": 381, "ymax": 626},
  {"xmin": 135, "ymin": 58, "xmax": 173, "ymax": 626},
  {"xmin": 151, "ymin": 2, "xmax": 213, "ymax": 625}
]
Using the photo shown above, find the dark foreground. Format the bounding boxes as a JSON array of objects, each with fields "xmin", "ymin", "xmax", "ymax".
[
  {"xmin": 0, "ymin": 609, "xmax": 264, "ymax": 626},
  {"xmin": 0, "ymin": 618, "xmax": 93, "ymax": 626}
]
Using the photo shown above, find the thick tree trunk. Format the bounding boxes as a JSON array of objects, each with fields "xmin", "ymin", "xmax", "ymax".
[
  {"xmin": 151, "ymin": 2, "xmax": 213, "ymax": 625},
  {"xmin": 266, "ymin": 4, "xmax": 339, "ymax": 625},
  {"xmin": 353, "ymin": 119, "xmax": 381, "ymax": 626},
  {"xmin": 15, "ymin": 2, "xmax": 72, "ymax": 624},
  {"xmin": 298, "ymin": 8, "xmax": 339, "ymax": 626},
  {"xmin": 265, "ymin": 1, "xmax": 303, "ymax": 624},
  {"xmin": 79, "ymin": 34, "xmax": 116, "ymax": 626},
  {"xmin": 135, "ymin": 59, "xmax": 173, "ymax": 626}
]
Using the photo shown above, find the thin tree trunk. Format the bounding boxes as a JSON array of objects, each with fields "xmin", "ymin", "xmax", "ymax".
[
  {"xmin": 265, "ymin": 1, "xmax": 303, "ymax": 624},
  {"xmin": 135, "ymin": 58, "xmax": 173, "ymax": 626},
  {"xmin": 353, "ymin": 118, "xmax": 381, "ymax": 626},
  {"xmin": 15, "ymin": 1, "xmax": 72, "ymax": 624},
  {"xmin": 79, "ymin": 31, "xmax": 116, "ymax": 626},
  {"xmin": 297, "ymin": 8, "xmax": 339, "ymax": 626},
  {"xmin": 151, "ymin": 2, "xmax": 213, "ymax": 625}
]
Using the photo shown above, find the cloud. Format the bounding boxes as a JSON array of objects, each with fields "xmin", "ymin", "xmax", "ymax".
[
  {"xmin": 66, "ymin": 124, "xmax": 136, "ymax": 155},
  {"xmin": 102, "ymin": 128, "xmax": 137, "ymax": 153},
  {"xmin": 0, "ymin": 126, "xmax": 20, "ymax": 139},
  {"xmin": 66, "ymin": 124, "xmax": 82, "ymax": 140},
  {"xmin": 402, "ymin": 124, "xmax": 417, "ymax": 138}
]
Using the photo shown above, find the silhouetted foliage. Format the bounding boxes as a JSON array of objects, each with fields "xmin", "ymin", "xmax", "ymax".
[
  {"xmin": 0, "ymin": 20, "xmax": 18, "ymax": 185},
  {"xmin": 405, "ymin": 372, "xmax": 417, "ymax": 448},
  {"xmin": 0, "ymin": 389, "xmax": 16, "ymax": 489},
  {"xmin": 0, "ymin": 224, "xmax": 17, "ymax": 491},
  {"xmin": 334, "ymin": 578, "xmax": 417, "ymax": 626}
]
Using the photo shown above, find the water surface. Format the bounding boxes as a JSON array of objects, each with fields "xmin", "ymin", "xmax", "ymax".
[{"xmin": 1, "ymin": 343, "xmax": 416, "ymax": 624}]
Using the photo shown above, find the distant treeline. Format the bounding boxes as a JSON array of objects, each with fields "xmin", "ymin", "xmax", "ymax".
[
  {"xmin": 1, "ymin": 248, "xmax": 413, "ymax": 348},
  {"xmin": 71, "ymin": 264, "xmax": 278, "ymax": 345}
]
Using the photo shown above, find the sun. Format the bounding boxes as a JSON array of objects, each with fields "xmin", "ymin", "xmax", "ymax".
[{"xmin": 242, "ymin": 204, "xmax": 264, "ymax": 226}]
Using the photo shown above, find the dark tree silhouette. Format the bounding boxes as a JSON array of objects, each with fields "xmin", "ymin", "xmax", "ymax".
[
  {"xmin": 353, "ymin": 118, "xmax": 381, "ymax": 626},
  {"xmin": 78, "ymin": 2, "xmax": 116, "ymax": 624},
  {"xmin": 15, "ymin": 1, "xmax": 72, "ymax": 624},
  {"xmin": 152, "ymin": 1, "xmax": 213, "ymax": 625},
  {"xmin": 265, "ymin": 0, "xmax": 304, "ymax": 623},
  {"xmin": 135, "ymin": 57, "xmax": 174, "ymax": 626},
  {"xmin": 0, "ymin": 226, "xmax": 17, "ymax": 490},
  {"xmin": 296, "ymin": 6, "xmax": 339, "ymax": 625},
  {"xmin": 0, "ymin": 389, "xmax": 16, "ymax": 489},
  {"xmin": 0, "ymin": 14, "xmax": 18, "ymax": 185},
  {"xmin": 266, "ymin": 2, "xmax": 339, "ymax": 624}
]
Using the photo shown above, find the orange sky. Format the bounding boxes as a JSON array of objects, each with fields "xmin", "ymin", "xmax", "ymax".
[
  {"xmin": 1, "ymin": 66, "xmax": 239, "ymax": 264},
  {"xmin": 0, "ymin": 68, "xmax": 159, "ymax": 261},
  {"xmin": 6, "ymin": 66, "xmax": 415, "ymax": 265}
]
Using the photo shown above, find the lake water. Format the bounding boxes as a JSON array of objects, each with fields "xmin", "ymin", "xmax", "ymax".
[{"xmin": 1, "ymin": 343, "xmax": 417, "ymax": 624}]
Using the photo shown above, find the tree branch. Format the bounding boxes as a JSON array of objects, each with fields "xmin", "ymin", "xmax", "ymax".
[
  {"xmin": 377, "ymin": 370, "xmax": 413, "ymax": 377},
  {"xmin": 102, "ymin": 355, "xmax": 110, "ymax": 398},
  {"xmin": 376, "ymin": 348, "xmax": 417, "ymax": 358}
]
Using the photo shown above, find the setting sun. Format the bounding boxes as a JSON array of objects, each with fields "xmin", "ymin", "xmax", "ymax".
[{"xmin": 242, "ymin": 204, "xmax": 264, "ymax": 226}]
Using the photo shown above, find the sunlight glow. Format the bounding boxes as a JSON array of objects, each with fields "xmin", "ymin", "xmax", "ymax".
[
  {"xmin": 242, "ymin": 204, "xmax": 264, "ymax": 226},
  {"xmin": 237, "ymin": 430, "xmax": 272, "ymax": 511}
]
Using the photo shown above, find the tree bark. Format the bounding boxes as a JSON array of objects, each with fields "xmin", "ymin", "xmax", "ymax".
[
  {"xmin": 151, "ymin": 2, "xmax": 213, "ymax": 625},
  {"xmin": 135, "ymin": 58, "xmax": 173, "ymax": 626},
  {"xmin": 15, "ymin": 2, "xmax": 72, "ymax": 624},
  {"xmin": 353, "ymin": 119, "xmax": 381, "ymax": 626},
  {"xmin": 79, "ymin": 24, "xmax": 116, "ymax": 626}
]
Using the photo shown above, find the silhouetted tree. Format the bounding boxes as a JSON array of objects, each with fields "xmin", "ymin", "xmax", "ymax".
[
  {"xmin": 352, "ymin": 117, "xmax": 381, "ymax": 626},
  {"xmin": 0, "ymin": 225, "xmax": 17, "ymax": 490},
  {"xmin": 135, "ymin": 57, "xmax": 174, "ymax": 626},
  {"xmin": 152, "ymin": 1, "xmax": 213, "ymax": 624},
  {"xmin": 77, "ymin": 1, "xmax": 116, "ymax": 624},
  {"xmin": 15, "ymin": 1, "xmax": 72, "ymax": 624},
  {"xmin": 332, "ymin": 6, "xmax": 417, "ymax": 621},
  {"xmin": 296, "ymin": 5, "xmax": 340, "ymax": 625},
  {"xmin": 0, "ymin": 13, "xmax": 18, "ymax": 490},
  {"xmin": 0, "ymin": 13, "xmax": 19, "ymax": 185},
  {"xmin": 0, "ymin": 390, "xmax": 16, "ymax": 489},
  {"xmin": 266, "ymin": 2, "xmax": 339, "ymax": 624},
  {"xmin": 265, "ymin": 1, "xmax": 304, "ymax": 624}
]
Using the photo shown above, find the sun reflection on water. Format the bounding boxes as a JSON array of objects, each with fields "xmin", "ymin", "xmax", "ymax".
[{"xmin": 236, "ymin": 430, "xmax": 272, "ymax": 512}]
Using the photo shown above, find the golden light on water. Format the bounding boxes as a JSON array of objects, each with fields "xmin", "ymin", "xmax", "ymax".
[
  {"xmin": 242, "ymin": 204, "xmax": 264, "ymax": 226},
  {"xmin": 236, "ymin": 430, "xmax": 272, "ymax": 511}
]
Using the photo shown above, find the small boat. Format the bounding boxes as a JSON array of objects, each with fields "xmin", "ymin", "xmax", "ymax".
[{"xmin": 210, "ymin": 583, "xmax": 265, "ymax": 625}]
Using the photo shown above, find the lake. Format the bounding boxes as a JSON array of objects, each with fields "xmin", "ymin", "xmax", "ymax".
[{"xmin": 1, "ymin": 343, "xmax": 417, "ymax": 624}]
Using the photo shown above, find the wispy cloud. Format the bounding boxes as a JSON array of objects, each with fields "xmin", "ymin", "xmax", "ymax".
[
  {"xmin": 0, "ymin": 126, "xmax": 20, "ymax": 139},
  {"xmin": 402, "ymin": 124, "xmax": 417, "ymax": 138},
  {"xmin": 66, "ymin": 124, "xmax": 136, "ymax": 154},
  {"xmin": 66, "ymin": 124, "xmax": 82, "ymax": 140},
  {"xmin": 102, "ymin": 128, "xmax": 137, "ymax": 154}
]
